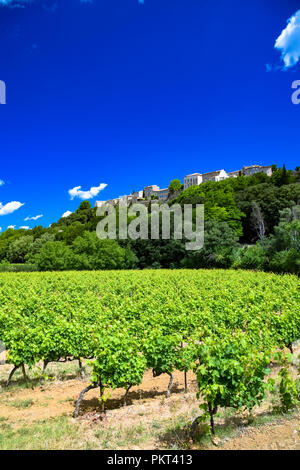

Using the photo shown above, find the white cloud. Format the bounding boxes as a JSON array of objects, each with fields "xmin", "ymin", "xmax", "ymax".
[
  {"xmin": 7, "ymin": 225, "xmax": 15, "ymax": 229},
  {"xmin": 20, "ymin": 226, "xmax": 30, "ymax": 230},
  {"xmin": 0, "ymin": 201, "xmax": 24, "ymax": 216},
  {"xmin": 275, "ymin": 9, "xmax": 300, "ymax": 69},
  {"xmin": 24, "ymin": 214, "xmax": 43, "ymax": 221},
  {"xmin": 68, "ymin": 183, "xmax": 107, "ymax": 200},
  {"xmin": 62, "ymin": 210, "xmax": 72, "ymax": 218},
  {"xmin": 0, "ymin": 180, "xmax": 4, "ymax": 186}
]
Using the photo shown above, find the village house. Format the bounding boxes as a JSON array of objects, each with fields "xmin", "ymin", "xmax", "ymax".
[
  {"xmin": 184, "ymin": 169, "xmax": 228, "ymax": 189},
  {"xmin": 144, "ymin": 185, "xmax": 160, "ymax": 199},
  {"xmin": 96, "ymin": 164, "xmax": 273, "ymax": 209},
  {"xmin": 201, "ymin": 169, "xmax": 228, "ymax": 183},
  {"xmin": 94, "ymin": 201, "xmax": 106, "ymax": 208},
  {"xmin": 153, "ymin": 188, "xmax": 169, "ymax": 202},
  {"xmin": 105, "ymin": 198, "xmax": 120, "ymax": 205},
  {"xmin": 132, "ymin": 190, "xmax": 144, "ymax": 202},
  {"xmin": 183, "ymin": 173, "xmax": 203, "ymax": 190},
  {"xmin": 242, "ymin": 165, "xmax": 273, "ymax": 177},
  {"xmin": 228, "ymin": 170, "xmax": 240, "ymax": 178}
]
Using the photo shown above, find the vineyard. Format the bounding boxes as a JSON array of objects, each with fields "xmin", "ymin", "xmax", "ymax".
[{"xmin": 0, "ymin": 269, "xmax": 299, "ymax": 437}]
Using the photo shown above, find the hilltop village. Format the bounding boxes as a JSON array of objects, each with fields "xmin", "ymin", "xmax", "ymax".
[{"xmin": 95, "ymin": 164, "xmax": 273, "ymax": 207}]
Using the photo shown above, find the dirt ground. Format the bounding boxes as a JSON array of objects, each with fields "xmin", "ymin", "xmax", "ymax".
[
  {"xmin": 0, "ymin": 367, "xmax": 196, "ymax": 425},
  {"xmin": 219, "ymin": 416, "xmax": 300, "ymax": 450},
  {"xmin": 0, "ymin": 355, "xmax": 299, "ymax": 450}
]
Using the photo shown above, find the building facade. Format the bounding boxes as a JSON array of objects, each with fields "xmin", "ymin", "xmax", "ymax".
[
  {"xmin": 202, "ymin": 169, "xmax": 228, "ymax": 183},
  {"xmin": 132, "ymin": 190, "xmax": 144, "ymax": 202},
  {"xmin": 228, "ymin": 170, "xmax": 240, "ymax": 178},
  {"xmin": 144, "ymin": 185, "xmax": 160, "ymax": 199},
  {"xmin": 183, "ymin": 173, "xmax": 203, "ymax": 190},
  {"xmin": 96, "ymin": 163, "xmax": 273, "ymax": 209},
  {"xmin": 94, "ymin": 201, "xmax": 106, "ymax": 208},
  {"xmin": 261, "ymin": 166, "xmax": 273, "ymax": 177},
  {"xmin": 242, "ymin": 165, "xmax": 272, "ymax": 177},
  {"xmin": 228, "ymin": 165, "xmax": 273, "ymax": 178},
  {"xmin": 153, "ymin": 188, "xmax": 169, "ymax": 202}
]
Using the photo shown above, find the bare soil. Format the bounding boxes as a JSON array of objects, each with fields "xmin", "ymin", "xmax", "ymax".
[
  {"xmin": 0, "ymin": 368, "xmax": 196, "ymax": 426},
  {"xmin": 0, "ymin": 357, "xmax": 299, "ymax": 450},
  {"xmin": 219, "ymin": 417, "xmax": 300, "ymax": 450}
]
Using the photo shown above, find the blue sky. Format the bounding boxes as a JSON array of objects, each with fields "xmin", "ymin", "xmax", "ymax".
[{"xmin": 0, "ymin": 0, "xmax": 299, "ymax": 230}]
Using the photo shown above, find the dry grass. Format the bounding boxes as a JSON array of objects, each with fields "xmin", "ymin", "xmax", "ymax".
[{"xmin": 0, "ymin": 356, "xmax": 300, "ymax": 450}]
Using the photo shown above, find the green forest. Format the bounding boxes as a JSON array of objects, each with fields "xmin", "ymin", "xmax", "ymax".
[{"xmin": 0, "ymin": 165, "xmax": 299, "ymax": 274}]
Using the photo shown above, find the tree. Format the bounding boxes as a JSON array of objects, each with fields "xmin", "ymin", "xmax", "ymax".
[
  {"xmin": 34, "ymin": 241, "xmax": 74, "ymax": 271},
  {"xmin": 267, "ymin": 219, "xmax": 300, "ymax": 274},
  {"xmin": 72, "ymin": 231, "xmax": 126, "ymax": 270},
  {"xmin": 53, "ymin": 200, "xmax": 96, "ymax": 228},
  {"xmin": 26, "ymin": 233, "xmax": 56, "ymax": 263},
  {"xmin": 168, "ymin": 179, "xmax": 182, "ymax": 194},
  {"xmin": 6, "ymin": 236, "xmax": 34, "ymax": 264},
  {"xmin": 236, "ymin": 183, "xmax": 300, "ymax": 241},
  {"xmin": 250, "ymin": 202, "xmax": 265, "ymax": 241},
  {"xmin": 0, "ymin": 229, "xmax": 24, "ymax": 261},
  {"xmin": 278, "ymin": 206, "xmax": 300, "ymax": 223},
  {"xmin": 237, "ymin": 208, "xmax": 300, "ymax": 274},
  {"xmin": 126, "ymin": 238, "xmax": 186, "ymax": 269},
  {"xmin": 173, "ymin": 181, "xmax": 245, "ymax": 236},
  {"xmin": 31, "ymin": 225, "xmax": 47, "ymax": 240},
  {"xmin": 269, "ymin": 248, "xmax": 300, "ymax": 275},
  {"xmin": 123, "ymin": 244, "xmax": 138, "ymax": 269},
  {"xmin": 271, "ymin": 165, "xmax": 295, "ymax": 187},
  {"xmin": 182, "ymin": 221, "xmax": 239, "ymax": 268},
  {"xmin": 55, "ymin": 221, "xmax": 86, "ymax": 244},
  {"xmin": 279, "ymin": 164, "xmax": 289, "ymax": 186},
  {"xmin": 237, "ymin": 244, "xmax": 268, "ymax": 271}
]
